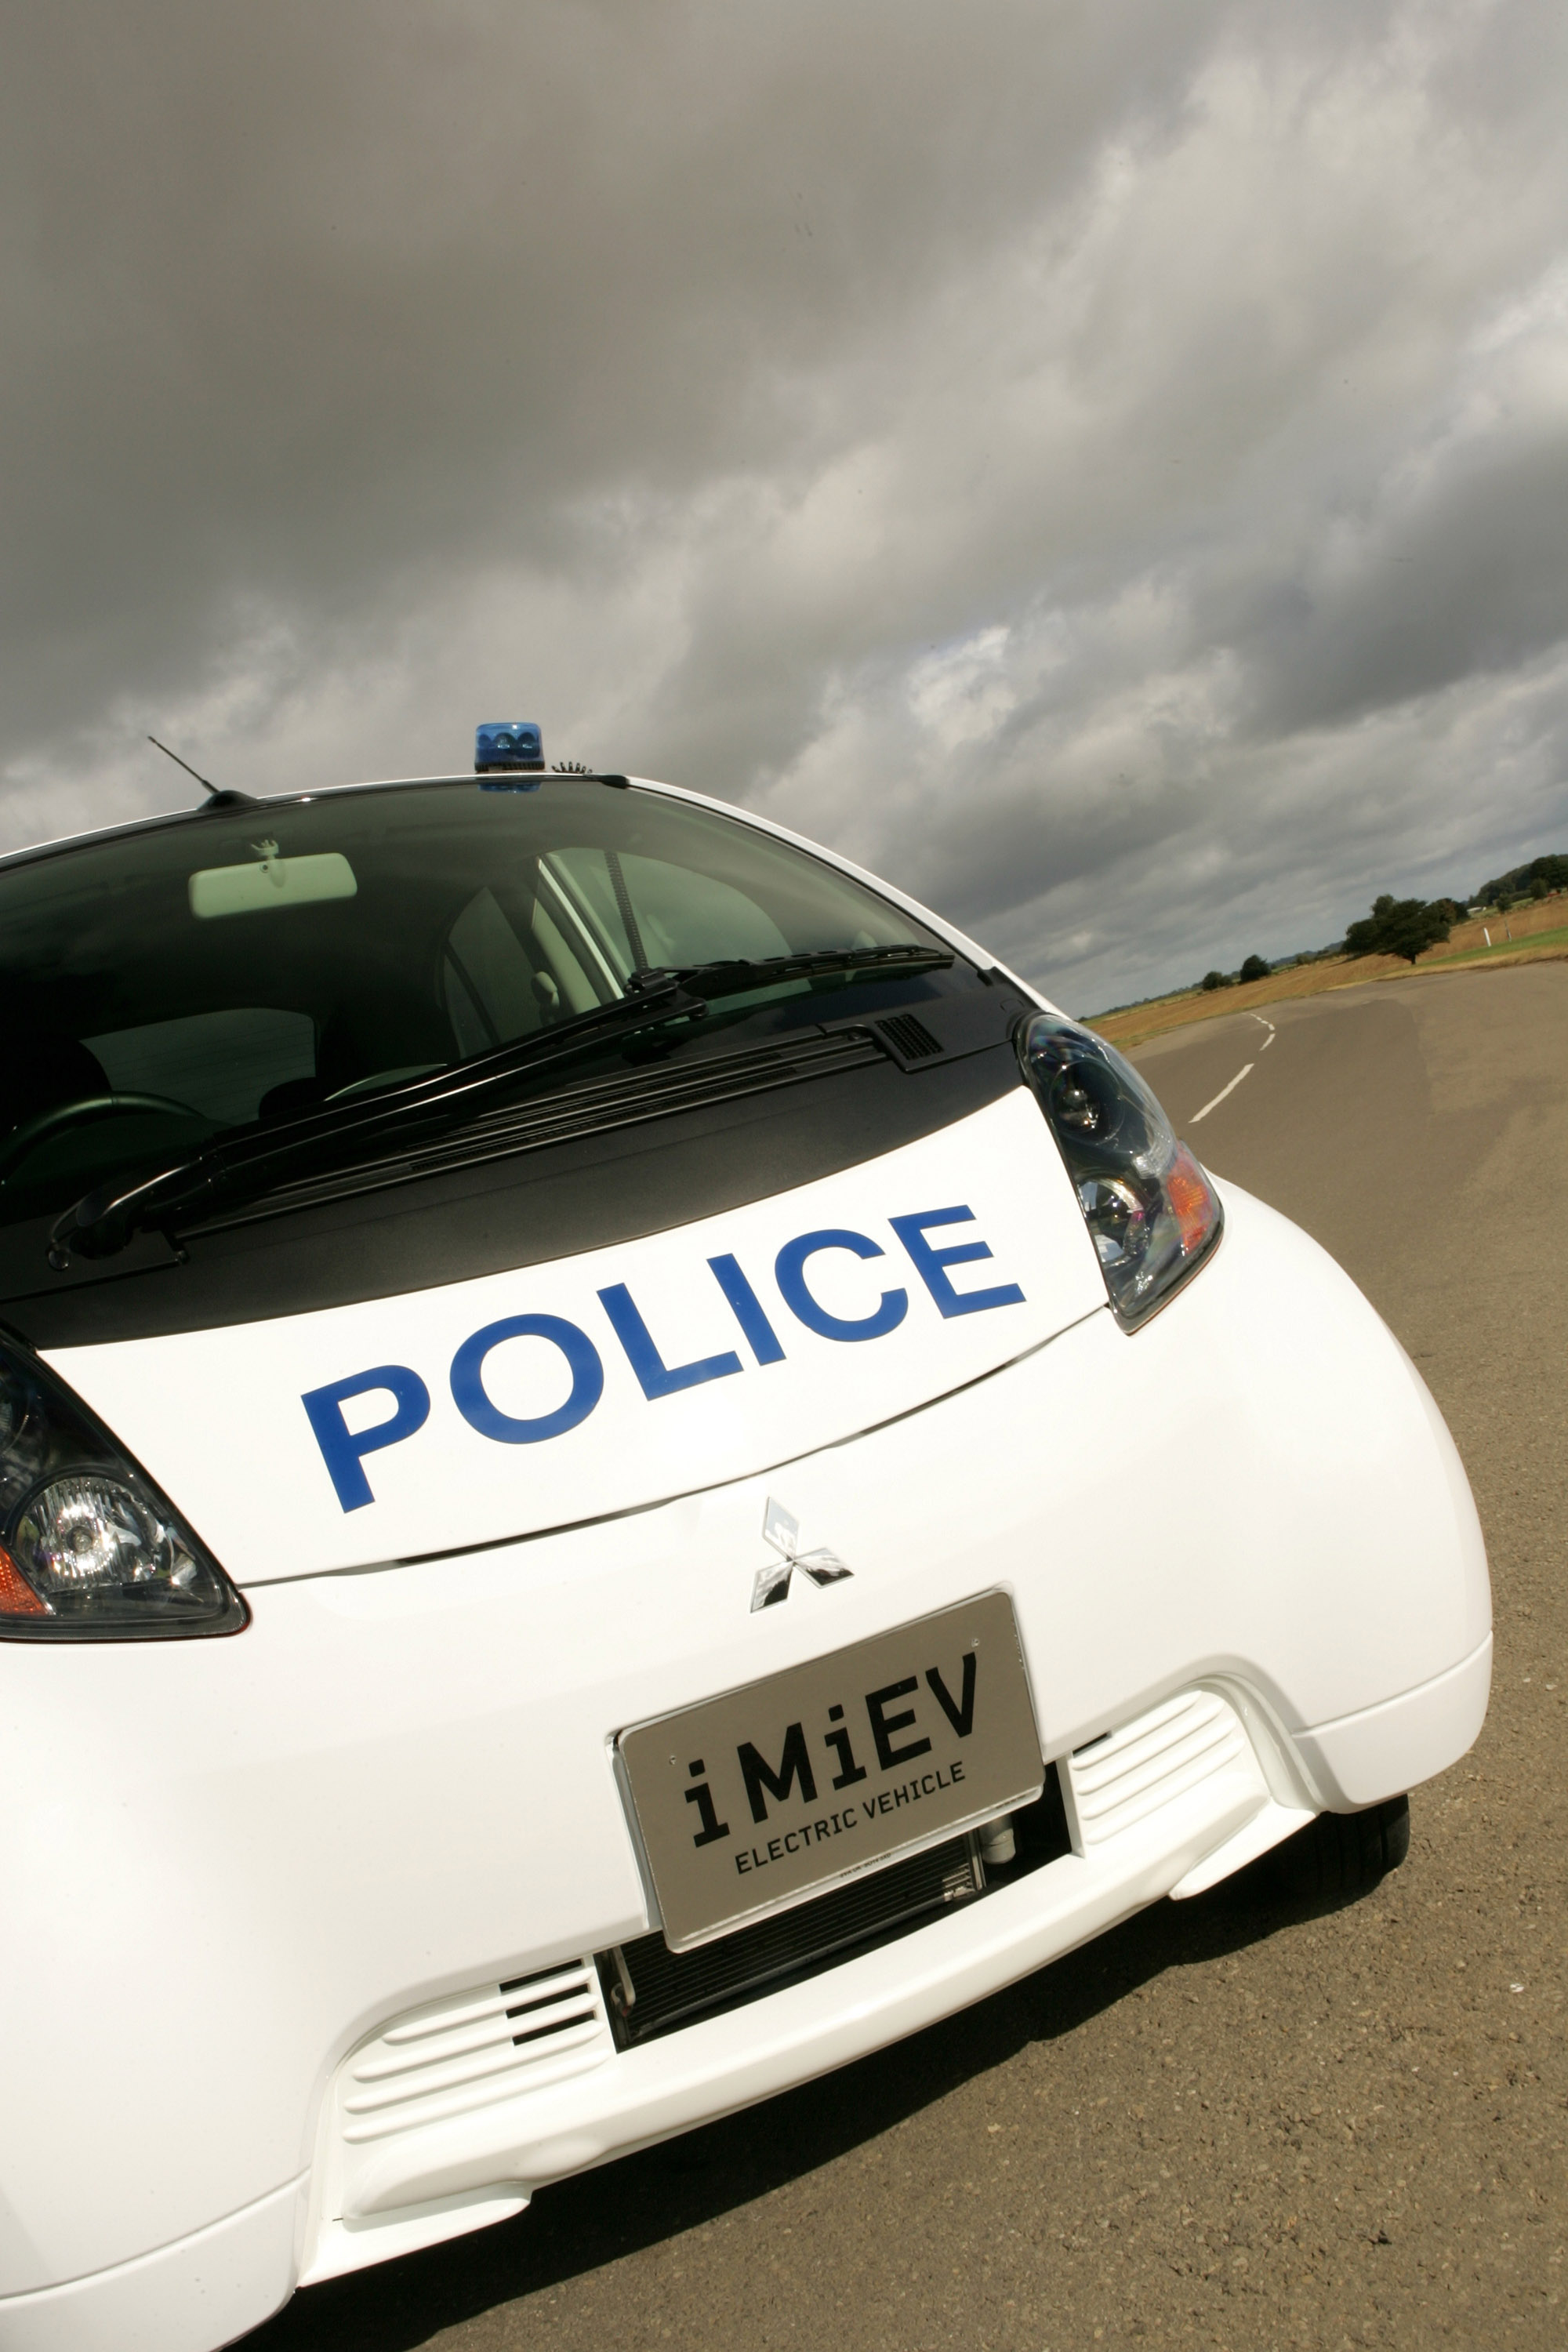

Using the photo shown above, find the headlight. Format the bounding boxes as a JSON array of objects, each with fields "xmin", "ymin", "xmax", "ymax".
[
  {"xmin": 0, "ymin": 1340, "xmax": 248, "ymax": 1640},
  {"xmin": 1018, "ymin": 1013, "xmax": 1222, "ymax": 1327}
]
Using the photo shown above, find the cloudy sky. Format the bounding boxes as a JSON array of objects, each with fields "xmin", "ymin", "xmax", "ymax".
[{"xmin": 4, "ymin": 0, "xmax": 1566, "ymax": 1010}]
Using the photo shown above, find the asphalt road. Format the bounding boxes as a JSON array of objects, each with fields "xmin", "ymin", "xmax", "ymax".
[{"xmin": 249, "ymin": 966, "xmax": 1566, "ymax": 2352}]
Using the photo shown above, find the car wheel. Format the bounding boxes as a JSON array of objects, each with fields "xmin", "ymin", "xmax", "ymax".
[{"xmin": 1267, "ymin": 1795, "xmax": 1410, "ymax": 1900}]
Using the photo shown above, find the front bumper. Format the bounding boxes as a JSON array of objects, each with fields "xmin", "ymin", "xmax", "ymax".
[
  {"xmin": 0, "ymin": 1182, "xmax": 1490, "ymax": 2349},
  {"xmin": 0, "ymin": 1644, "xmax": 1489, "ymax": 2352},
  {"xmin": 298, "ymin": 1652, "xmax": 1488, "ymax": 2288}
]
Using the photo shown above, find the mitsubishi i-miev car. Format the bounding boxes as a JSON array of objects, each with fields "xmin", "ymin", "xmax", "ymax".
[{"xmin": 0, "ymin": 736, "xmax": 1490, "ymax": 2349}]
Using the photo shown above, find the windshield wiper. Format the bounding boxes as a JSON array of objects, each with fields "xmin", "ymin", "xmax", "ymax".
[
  {"xmin": 636, "ymin": 942, "xmax": 954, "ymax": 994},
  {"xmin": 49, "ymin": 976, "xmax": 709, "ymax": 1265},
  {"xmin": 49, "ymin": 945, "xmax": 955, "ymax": 1265}
]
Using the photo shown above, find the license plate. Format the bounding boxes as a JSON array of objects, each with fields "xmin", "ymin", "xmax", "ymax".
[{"xmin": 619, "ymin": 1592, "xmax": 1044, "ymax": 1951}]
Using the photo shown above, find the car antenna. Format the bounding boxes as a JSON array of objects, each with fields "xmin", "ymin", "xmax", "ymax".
[{"xmin": 147, "ymin": 734, "xmax": 255, "ymax": 810}]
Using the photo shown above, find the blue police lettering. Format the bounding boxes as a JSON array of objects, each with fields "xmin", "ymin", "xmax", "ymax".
[
  {"xmin": 707, "ymin": 1254, "xmax": 786, "ymax": 1364},
  {"xmin": 774, "ymin": 1229, "xmax": 908, "ymax": 1341},
  {"xmin": 297, "ymin": 1205, "xmax": 1023, "ymax": 1508},
  {"xmin": 450, "ymin": 1314, "xmax": 604, "ymax": 1443},
  {"xmin": 890, "ymin": 1206, "xmax": 1025, "ymax": 1318},
  {"xmin": 597, "ymin": 1283, "xmax": 742, "ymax": 1399},
  {"xmin": 301, "ymin": 1366, "xmax": 430, "ymax": 1512}
]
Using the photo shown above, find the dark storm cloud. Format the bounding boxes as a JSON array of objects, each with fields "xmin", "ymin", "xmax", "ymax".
[
  {"xmin": 0, "ymin": 2, "xmax": 1197, "ymax": 691},
  {"xmin": 2, "ymin": 0, "xmax": 1566, "ymax": 1009}
]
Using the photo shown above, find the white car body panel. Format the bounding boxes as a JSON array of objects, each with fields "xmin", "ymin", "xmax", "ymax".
[
  {"xmin": 46, "ymin": 1090, "xmax": 1103, "ymax": 1581},
  {"xmin": 0, "ymin": 777, "xmax": 1490, "ymax": 2351}
]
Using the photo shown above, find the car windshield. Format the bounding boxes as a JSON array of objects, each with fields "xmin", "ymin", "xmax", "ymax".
[{"xmin": 0, "ymin": 779, "xmax": 943, "ymax": 1233}]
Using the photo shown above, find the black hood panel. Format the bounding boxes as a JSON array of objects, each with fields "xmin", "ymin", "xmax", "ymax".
[{"xmin": 4, "ymin": 1039, "xmax": 1025, "ymax": 1349}]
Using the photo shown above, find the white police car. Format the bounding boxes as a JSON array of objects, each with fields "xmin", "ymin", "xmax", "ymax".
[{"xmin": 0, "ymin": 734, "xmax": 1490, "ymax": 2349}]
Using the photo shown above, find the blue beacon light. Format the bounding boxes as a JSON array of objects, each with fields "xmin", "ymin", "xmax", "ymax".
[{"xmin": 474, "ymin": 721, "xmax": 545, "ymax": 784}]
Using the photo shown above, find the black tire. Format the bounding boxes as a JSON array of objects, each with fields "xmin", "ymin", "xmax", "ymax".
[{"xmin": 1266, "ymin": 1795, "xmax": 1410, "ymax": 1901}]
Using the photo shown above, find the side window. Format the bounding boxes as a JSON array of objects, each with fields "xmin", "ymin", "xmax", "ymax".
[
  {"xmin": 526, "ymin": 898, "xmax": 604, "ymax": 1015},
  {"xmin": 619, "ymin": 855, "xmax": 791, "ymax": 968},
  {"xmin": 545, "ymin": 848, "xmax": 792, "ymax": 975},
  {"xmin": 542, "ymin": 850, "xmax": 637, "ymax": 982},
  {"xmin": 443, "ymin": 888, "xmax": 545, "ymax": 1056},
  {"xmin": 85, "ymin": 1008, "xmax": 316, "ymax": 1130}
]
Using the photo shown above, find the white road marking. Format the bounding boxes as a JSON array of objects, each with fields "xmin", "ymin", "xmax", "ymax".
[{"xmin": 1190, "ymin": 1063, "xmax": 1254, "ymax": 1123}]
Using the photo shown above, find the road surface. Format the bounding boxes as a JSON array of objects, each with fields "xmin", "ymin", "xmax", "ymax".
[{"xmin": 249, "ymin": 964, "xmax": 1567, "ymax": 2352}]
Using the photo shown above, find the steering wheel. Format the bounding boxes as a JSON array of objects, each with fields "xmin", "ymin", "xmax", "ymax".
[{"xmin": 0, "ymin": 1093, "xmax": 209, "ymax": 1186}]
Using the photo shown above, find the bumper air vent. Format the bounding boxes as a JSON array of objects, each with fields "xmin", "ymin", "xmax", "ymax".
[
  {"xmin": 334, "ymin": 1958, "xmax": 614, "ymax": 2151},
  {"xmin": 1064, "ymin": 1689, "xmax": 1266, "ymax": 1849},
  {"xmin": 600, "ymin": 1770, "xmax": 1072, "ymax": 2046}
]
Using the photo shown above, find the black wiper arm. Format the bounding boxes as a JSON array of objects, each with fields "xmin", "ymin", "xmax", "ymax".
[
  {"xmin": 49, "ymin": 948, "xmax": 951, "ymax": 1265},
  {"xmin": 640, "ymin": 942, "xmax": 955, "ymax": 996},
  {"xmin": 49, "ymin": 977, "xmax": 708, "ymax": 1265}
]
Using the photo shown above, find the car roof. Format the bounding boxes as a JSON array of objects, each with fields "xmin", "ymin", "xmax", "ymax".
[
  {"xmin": 0, "ymin": 771, "xmax": 659, "ymax": 878},
  {"xmin": 0, "ymin": 765, "xmax": 1030, "ymax": 1010}
]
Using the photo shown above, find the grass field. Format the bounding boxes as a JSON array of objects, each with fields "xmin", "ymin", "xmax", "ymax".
[
  {"xmin": 1084, "ymin": 893, "xmax": 1568, "ymax": 1048},
  {"xmin": 1424, "ymin": 919, "xmax": 1568, "ymax": 969}
]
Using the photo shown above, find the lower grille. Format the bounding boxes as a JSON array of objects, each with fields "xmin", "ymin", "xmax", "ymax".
[{"xmin": 600, "ymin": 1770, "xmax": 1071, "ymax": 2046}]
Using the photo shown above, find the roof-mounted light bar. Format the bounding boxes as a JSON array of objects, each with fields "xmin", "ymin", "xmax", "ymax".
[{"xmin": 474, "ymin": 721, "xmax": 544, "ymax": 774}]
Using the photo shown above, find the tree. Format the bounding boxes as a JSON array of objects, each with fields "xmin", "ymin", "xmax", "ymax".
[
  {"xmin": 1200, "ymin": 970, "xmax": 1229, "ymax": 992},
  {"xmin": 1239, "ymin": 953, "xmax": 1270, "ymax": 984},
  {"xmin": 1343, "ymin": 894, "xmax": 1451, "ymax": 964},
  {"xmin": 1381, "ymin": 900, "xmax": 1451, "ymax": 962},
  {"xmin": 1476, "ymin": 850, "xmax": 1568, "ymax": 906},
  {"xmin": 1344, "ymin": 894, "xmax": 1397, "ymax": 957}
]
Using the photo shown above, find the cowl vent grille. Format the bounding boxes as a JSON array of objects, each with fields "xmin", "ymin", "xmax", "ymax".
[{"xmin": 875, "ymin": 1012, "xmax": 943, "ymax": 1062}]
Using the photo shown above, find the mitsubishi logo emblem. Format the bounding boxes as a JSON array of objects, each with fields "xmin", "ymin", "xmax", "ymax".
[{"xmin": 750, "ymin": 1496, "xmax": 853, "ymax": 1611}]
